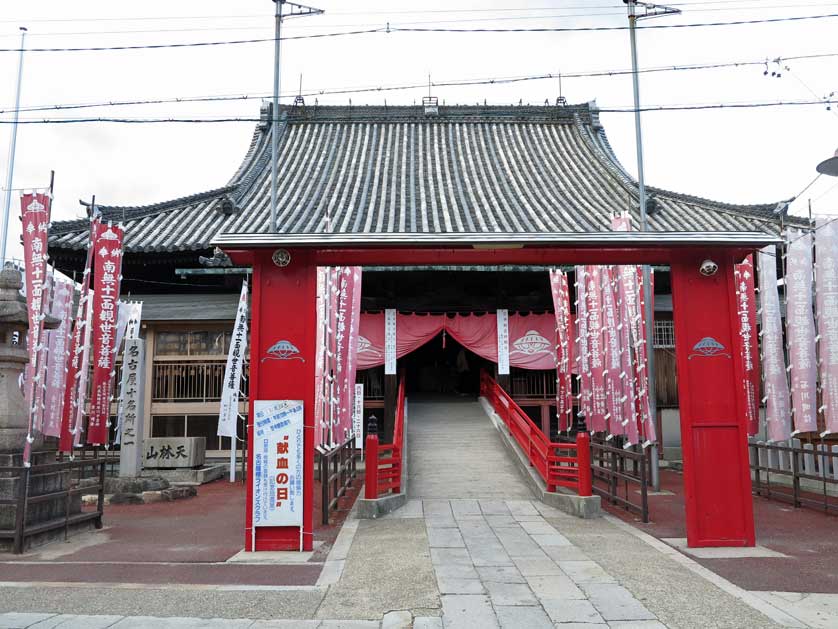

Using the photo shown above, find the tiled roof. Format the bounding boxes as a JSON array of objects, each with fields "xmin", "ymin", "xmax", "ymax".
[{"xmin": 49, "ymin": 102, "xmax": 784, "ymax": 253}]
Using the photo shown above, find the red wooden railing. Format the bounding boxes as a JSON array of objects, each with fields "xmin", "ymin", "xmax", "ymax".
[
  {"xmin": 364, "ymin": 375, "xmax": 406, "ymax": 499},
  {"xmin": 480, "ymin": 371, "xmax": 592, "ymax": 496}
]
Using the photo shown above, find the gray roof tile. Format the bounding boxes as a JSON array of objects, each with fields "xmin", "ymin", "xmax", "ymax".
[{"xmin": 49, "ymin": 103, "xmax": 785, "ymax": 253}]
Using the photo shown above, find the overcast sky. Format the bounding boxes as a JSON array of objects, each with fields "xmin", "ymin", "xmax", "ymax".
[{"xmin": 1, "ymin": 0, "xmax": 838, "ymax": 261}]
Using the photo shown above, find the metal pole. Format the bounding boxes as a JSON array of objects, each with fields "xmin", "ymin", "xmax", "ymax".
[
  {"xmin": 626, "ymin": 1, "xmax": 660, "ymax": 490},
  {"xmin": 270, "ymin": 1, "xmax": 284, "ymax": 233},
  {"xmin": 1, "ymin": 27, "xmax": 27, "ymax": 264}
]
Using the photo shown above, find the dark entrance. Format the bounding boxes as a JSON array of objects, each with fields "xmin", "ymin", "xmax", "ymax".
[{"xmin": 400, "ymin": 331, "xmax": 492, "ymax": 398}]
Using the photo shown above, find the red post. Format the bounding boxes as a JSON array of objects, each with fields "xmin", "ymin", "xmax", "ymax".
[
  {"xmin": 671, "ymin": 251, "xmax": 756, "ymax": 547},
  {"xmin": 365, "ymin": 434, "xmax": 379, "ymax": 499},
  {"xmin": 576, "ymin": 432, "xmax": 592, "ymax": 497}
]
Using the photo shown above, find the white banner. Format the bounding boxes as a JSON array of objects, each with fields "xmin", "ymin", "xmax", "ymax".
[
  {"xmin": 353, "ymin": 383, "xmax": 364, "ymax": 450},
  {"xmin": 253, "ymin": 400, "xmax": 304, "ymax": 527},
  {"xmin": 497, "ymin": 308, "xmax": 510, "ymax": 375},
  {"xmin": 786, "ymin": 229, "xmax": 819, "ymax": 434},
  {"xmin": 385, "ymin": 308, "xmax": 397, "ymax": 375},
  {"xmin": 816, "ymin": 217, "xmax": 838, "ymax": 436},
  {"xmin": 72, "ymin": 288, "xmax": 95, "ymax": 444},
  {"xmin": 758, "ymin": 246, "xmax": 792, "ymax": 442},
  {"xmin": 218, "ymin": 280, "xmax": 249, "ymax": 438}
]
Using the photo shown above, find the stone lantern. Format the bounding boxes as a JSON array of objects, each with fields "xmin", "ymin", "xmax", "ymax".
[{"xmin": 0, "ymin": 267, "xmax": 38, "ymax": 453}]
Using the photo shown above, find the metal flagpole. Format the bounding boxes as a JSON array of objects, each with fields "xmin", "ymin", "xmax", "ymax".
[
  {"xmin": 624, "ymin": 1, "xmax": 680, "ymax": 491},
  {"xmin": 269, "ymin": 1, "xmax": 323, "ymax": 233},
  {"xmin": 1, "ymin": 27, "xmax": 27, "ymax": 264}
]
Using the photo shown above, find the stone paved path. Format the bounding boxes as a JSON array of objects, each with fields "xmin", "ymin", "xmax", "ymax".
[{"xmin": 403, "ymin": 400, "xmax": 664, "ymax": 627}]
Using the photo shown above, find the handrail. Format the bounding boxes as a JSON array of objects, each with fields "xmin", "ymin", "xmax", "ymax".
[
  {"xmin": 480, "ymin": 371, "xmax": 591, "ymax": 496},
  {"xmin": 365, "ymin": 374, "xmax": 406, "ymax": 499}
]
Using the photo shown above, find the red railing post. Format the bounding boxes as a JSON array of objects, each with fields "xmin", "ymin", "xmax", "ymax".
[
  {"xmin": 365, "ymin": 433, "xmax": 379, "ymax": 499},
  {"xmin": 576, "ymin": 432, "xmax": 592, "ymax": 497}
]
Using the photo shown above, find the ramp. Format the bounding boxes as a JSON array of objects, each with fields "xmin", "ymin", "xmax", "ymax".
[{"xmin": 407, "ymin": 398, "xmax": 534, "ymax": 500}]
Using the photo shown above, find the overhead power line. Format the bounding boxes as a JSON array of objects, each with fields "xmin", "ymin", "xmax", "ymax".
[
  {"xmin": 1, "ymin": 98, "xmax": 838, "ymax": 124},
  {"xmin": 1, "ymin": 12, "xmax": 838, "ymax": 53},
  {"xmin": 3, "ymin": 51, "xmax": 837, "ymax": 115}
]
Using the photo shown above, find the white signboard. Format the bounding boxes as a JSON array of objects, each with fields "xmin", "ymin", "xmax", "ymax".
[
  {"xmin": 497, "ymin": 309, "xmax": 510, "ymax": 375},
  {"xmin": 253, "ymin": 400, "xmax": 304, "ymax": 527},
  {"xmin": 385, "ymin": 308, "xmax": 397, "ymax": 375},
  {"xmin": 353, "ymin": 383, "xmax": 364, "ymax": 450}
]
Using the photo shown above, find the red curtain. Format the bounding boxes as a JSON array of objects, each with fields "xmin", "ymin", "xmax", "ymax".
[{"xmin": 358, "ymin": 312, "xmax": 563, "ymax": 371}]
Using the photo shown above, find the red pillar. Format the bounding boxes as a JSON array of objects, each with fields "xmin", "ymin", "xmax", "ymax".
[
  {"xmin": 671, "ymin": 250, "xmax": 756, "ymax": 547},
  {"xmin": 245, "ymin": 249, "xmax": 316, "ymax": 551}
]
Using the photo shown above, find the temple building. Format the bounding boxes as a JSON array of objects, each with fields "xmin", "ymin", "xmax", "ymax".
[{"xmin": 48, "ymin": 101, "xmax": 783, "ymax": 460}]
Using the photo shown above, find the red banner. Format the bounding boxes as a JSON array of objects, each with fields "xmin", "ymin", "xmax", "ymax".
[
  {"xmin": 575, "ymin": 266, "xmax": 593, "ymax": 424},
  {"xmin": 734, "ymin": 256, "xmax": 760, "ymax": 436},
  {"xmin": 87, "ymin": 224, "xmax": 124, "ymax": 445},
  {"xmin": 20, "ymin": 192, "xmax": 51, "ymax": 462},
  {"xmin": 600, "ymin": 267, "xmax": 625, "ymax": 437},
  {"xmin": 549, "ymin": 270, "xmax": 573, "ymax": 431},
  {"xmin": 59, "ymin": 217, "xmax": 101, "ymax": 452},
  {"xmin": 585, "ymin": 266, "xmax": 608, "ymax": 432}
]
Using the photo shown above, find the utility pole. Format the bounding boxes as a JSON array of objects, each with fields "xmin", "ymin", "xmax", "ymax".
[
  {"xmin": 624, "ymin": 1, "xmax": 680, "ymax": 491},
  {"xmin": 1, "ymin": 27, "xmax": 28, "ymax": 264},
  {"xmin": 270, "ymin": 1, "xmax": 323, "ymax": 233}
]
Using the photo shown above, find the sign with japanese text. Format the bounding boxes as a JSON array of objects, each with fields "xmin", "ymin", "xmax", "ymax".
[
  {"xmin": 549, "ymin": 269, "xmax": 573, "ymax": 431},
  {"xmin": 87, "ymin": 224, "xmax": 124, "ymax": 444},
  {"xmin": 758, "ymin": 246, "xmax": 791, "ymax": 442},
  {"xmin": 786, "ymin": 229, "xmax": 818, "ymax": 434},
  {"xmin": 384, "ymin": 308, "xmax": 397, "ymax": 375},
  {"xmin": 20, "ymin": 192, "xmax": 51, "ymax": 462},
  {"xmin": 118, "ymin": 339, "xmax": 146, "ymax": 477},
  {"xmin": 59, "ymin": 216, "xmax": 102, "ymax": 452},
  {"xmin": 218, "ymin": 280, "xmax": 249, "ymax": 438},
  {"xmin": 497, "ymin": 309, "xmax": 510, "ymax": 375},
  {"xmin": 816, "ymin": 217, "xmax": 838, "ymax": 436},
  {"xmin": 734, "ymin": 256, "xmax": 760, "ymax": 436},
  {"xmin": 253, "ymin": 400, "xmax": 304, "ymax": 527}
]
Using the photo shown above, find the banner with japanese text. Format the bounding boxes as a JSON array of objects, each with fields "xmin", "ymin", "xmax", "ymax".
[
  {"xmin": 574, "ymin": 266, "xmax": 592, "ymax": 423},
  {"xmin": 218, "ymin": 279, "xmax": 249, "ymax": 438},
  {"xmin": 30, "ymin": 272, "xmax": 54, "ymax": 435},
  {"xmin": 20, "ymin": 192, "xmax": 51, "ymax": 462},
  {"xmin": 87, "ymin": 224, "xmax": 124, "ymax": 445},
  {"xmin": 60, "ymin": 217, "xmax": 101, "ymax": 452},
  {"xmin": 549, "ymin": 269, "xmax": 573, "ymax": 431},
  {"xmin": 734, "ymin": 256, "xmax": 760, "ymax": 436},
  {"xmin": 600, "ymin": 266, "xmax": 626, "ymax": 437},
  {"xmin": 816, "ymin": 217, "xmax": 838, "ymax": 436},
  {"xmin": 584, "ymin": 266, "xmax": 608, "ymax": 432},
  {"xmin": 42, "ymin": 280, "xmax": 74, "ymax": 437},
  {"xmin": 786, "ymin": 229, "xmax": 818, "ymax": 434},
  {"xmin": 253, "ymin": 400, "xmax": 304, "ymax": 528},
  {"xmin": 758, "ymin": 246, "xmax": 791, "ymax": 442}
]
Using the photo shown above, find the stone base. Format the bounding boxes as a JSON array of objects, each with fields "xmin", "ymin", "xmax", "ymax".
[
  {"xmin": 356, "ymin": 492, "xmax": 407, "ymax": 519},
  {"xmin": 478, "ymin": 397, "xmax": 602, "ymax": 519},
  {"xmin": 104, "ymin": 476, "xmax": 170, "ymax": 494},
  {"xmin": 82, "ymin": 485, "xmax": 198, "ymax": 506},
  {"xmin": 140, "ymin": 464, "xmax": 226, "ymax": 485}
]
